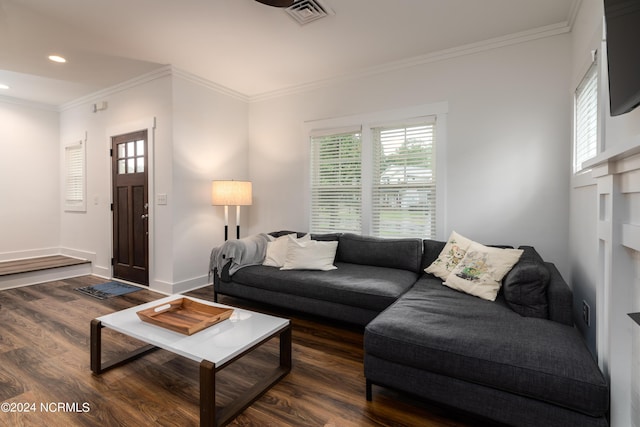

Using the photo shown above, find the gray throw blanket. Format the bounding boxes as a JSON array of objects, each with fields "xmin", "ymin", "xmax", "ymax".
[{"xmin": 209, "ymin": 233, "xmax": 270, "ymax": 278}]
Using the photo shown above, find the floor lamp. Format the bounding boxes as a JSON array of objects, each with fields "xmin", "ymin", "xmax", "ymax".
[{"xmin": 211, "ymin": 180, "xmax": 253, "ymax": 240}]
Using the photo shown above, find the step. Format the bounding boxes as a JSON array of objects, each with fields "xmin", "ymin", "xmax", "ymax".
[{"xmin": 0, "ymin": 255, "xmax": 92, "ymax": 291}]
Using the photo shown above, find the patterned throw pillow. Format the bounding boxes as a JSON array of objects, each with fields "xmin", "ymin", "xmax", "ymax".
[
  {"xmin": 425, "ymin": 231, "xmax": 474, "ymax": 280},
  {"xmin": 444, "ymin": 242, "xmax": 523, "ymax": 301}
]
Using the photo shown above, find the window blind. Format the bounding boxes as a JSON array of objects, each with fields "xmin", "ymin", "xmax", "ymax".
[
  {"xmin": 310, "ymin": 130, "xmax": 362, "ymax": 234},
  {"xmin": 574, "ymin": 62, "xmax": 598, "ymax": 173},
  {"xmin": 371, "ymin": 122, "xmax": 436, "ymax": 238},
  {"xmin": 65, "ymin": 142, "xmax": 86, "ymax": 211}
]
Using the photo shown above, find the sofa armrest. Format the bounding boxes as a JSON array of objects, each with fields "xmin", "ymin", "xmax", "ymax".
[
  {"xmin": 220, "ymin": 261, "xmax": 232, "ymax": 282},
  {"xmin": 545, "ymin": 262, "xmax": 574, "ymax": 326}
]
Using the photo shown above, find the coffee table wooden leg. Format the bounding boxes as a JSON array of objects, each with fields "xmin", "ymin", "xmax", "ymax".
[
  {"xmin": 281, "ymin": 325, "xmax": 292, "ymax": 369},
  {"xmin": 90, "ymin": 318, "xmax": 157, "ymax": 375},
  {"xmin": 90, "ymin": 319, "xmax": 103, "ymax": 374},
  {"xmin": 200, "ymin": 360, "xmax": 216, "ymax": 427},
  {"xmin": 199, "ymin": 325, "xmax": 292, "ymax": 427}
]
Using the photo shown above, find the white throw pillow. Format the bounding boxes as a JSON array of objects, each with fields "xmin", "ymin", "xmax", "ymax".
[
  {"xmin": 280, "ymin": 236, "xmax": 338, "ymax": 271},
  {"xmin": 263, "ymin": 233, "xmax": 310, "ymax": 267},
  {"xmin": 425, "ymin": 231, "xmax": 474, "ymax": 280},
  {"xmin": 444, "ymin": 242, "xmax": 523, "ymax": 301}
]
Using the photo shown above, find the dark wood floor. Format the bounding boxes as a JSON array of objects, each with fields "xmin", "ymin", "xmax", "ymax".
[{"xmin": 0, "ymin": 276, "xmax": 499, "ymax": 427}]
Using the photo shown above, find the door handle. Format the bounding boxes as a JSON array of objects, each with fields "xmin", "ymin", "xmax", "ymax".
[{"xmin": 141, "ymin": 214, "xmax": 149, "ymax": 219}]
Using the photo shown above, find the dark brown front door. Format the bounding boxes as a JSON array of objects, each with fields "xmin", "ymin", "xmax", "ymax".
[{"xmin": 111, "ymin": 130, "xmax": 149, "ymax": 285}]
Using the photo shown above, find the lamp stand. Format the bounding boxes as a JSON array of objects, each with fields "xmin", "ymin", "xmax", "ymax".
[
  {"xmin": 236, "ymin": 206, "xmax": 241, "ymax": 239},
  {"xmin": 224, "ymin": 205, "xmax": 229, "ymax": 241}
]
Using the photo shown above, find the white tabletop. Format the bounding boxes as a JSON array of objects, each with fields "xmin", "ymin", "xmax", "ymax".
[{"xmin": 97, "ymin": 295, "xmax": 290, "ymax": 366}]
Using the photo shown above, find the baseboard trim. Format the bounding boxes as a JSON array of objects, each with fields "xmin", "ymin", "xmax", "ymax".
[
  {"xmin": 149, "ymin": 275, "xmax": 210, "ymax": 295},
  {"xmin": 0, "ymin": 248, "xmax": 60, "ymax": 262}
]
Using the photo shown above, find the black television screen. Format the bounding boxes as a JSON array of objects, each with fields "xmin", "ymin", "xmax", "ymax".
[{"xmin": 604, "ymin": 0, "xmax": 640, "ymax": 116}]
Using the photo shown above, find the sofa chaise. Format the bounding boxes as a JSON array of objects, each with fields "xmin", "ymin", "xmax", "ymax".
[{"xmin": 364, "ymin": 239, "xmax": 609, "ymax": 427}]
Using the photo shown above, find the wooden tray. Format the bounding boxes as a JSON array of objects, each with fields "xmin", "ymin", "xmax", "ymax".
[{"xmin": 137, "ymin": 298, "xmax": 233, "ymax": 335}]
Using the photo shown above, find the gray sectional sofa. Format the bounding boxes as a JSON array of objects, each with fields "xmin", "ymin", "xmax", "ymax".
[{"xmin": 211, "ymin": 231, "xmax": 609, "ymax": 427}]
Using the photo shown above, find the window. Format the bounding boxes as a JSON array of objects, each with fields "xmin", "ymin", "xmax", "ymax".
[
  {"xmin": 574, "ymin": 60, "xmax": 599, "ymax": 173},
  {"xmin": 116, "ymin": 138, "xmax": 145, "ymax": 174},
  {"xmin": 64, "ymin": 141, "xmax": 86, "ymax": 212},
  {"xmin": 372, "ymin": 121, "xmax": 436, "ymax": 238},
  {"xmin": 310, "ymin": 128, "xmax": 362, "ymax": 234},
  {"xmin": 309, "ymin": 115, "xmax": 438, "ymax": 239}
]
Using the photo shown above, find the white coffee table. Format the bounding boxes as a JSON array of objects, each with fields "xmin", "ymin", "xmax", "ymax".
[{"xmin": 90, "ymin": 295, "xmax": 291, "ymax": 427}]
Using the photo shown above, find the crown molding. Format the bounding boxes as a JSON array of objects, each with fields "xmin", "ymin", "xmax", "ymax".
[
  {"xmin": 34, "ymin": 7, "xmax": 582, "ymax": 110},
  {"xmin": 58, "ymin": 66, "xmax": 174, "ymax": 111},
  {"xmin": 249, "ymin": 21, "xmax": 572, "ymax": 103},
  {"xmin": 58, "ymin": 65, "xmax": 249, "ymax": 111},
  {"xmin": 0, "ymin": 94, "xmax": 58, "ymax": 111},
  {"xmin": 567, "ymin": 0, "xmax": 583, "ymax": 30},
  {"xmin": 170, "ymin": 67, "xmax": 249, "ymax": 103}
]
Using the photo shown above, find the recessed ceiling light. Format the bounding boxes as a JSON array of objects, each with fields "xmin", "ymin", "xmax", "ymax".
[
  {"xmin": 0, "ymin": 83, "xmax": 9, "ymax": 90},
  {"xmin": 48, "ymin": 55, "xmax": 67, "ymax": 63}
]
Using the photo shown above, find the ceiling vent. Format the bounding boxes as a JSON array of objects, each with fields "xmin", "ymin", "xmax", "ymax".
[{"xmin": 285, "ymin": 0, "xmax": 334, "ymax": 25}]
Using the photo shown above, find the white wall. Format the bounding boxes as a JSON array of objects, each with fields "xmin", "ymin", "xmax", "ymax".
[
  {"xmin": 59, "ymin": 72, "xmax": 175, "ymax": 290},
  {"xmin": 249, "ymin": 34, "xmax": 572, "ymax": 274},
  {"xmin": 171, "ymin": 75, "xmax": 249, "ymax": 291},
  {"xmin": 0, "ymin": 100, "xmax": 60, "ymax": 259},
  {"xmin": 58, "ymin": 69, "xmax": 249, "ymax": 294},
  {"xmin": 568, "ymin": 0, "xmax": 603, "ymax": 359}
]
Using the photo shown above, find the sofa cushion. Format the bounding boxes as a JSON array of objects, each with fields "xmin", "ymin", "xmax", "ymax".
[
  {"xmin": 365, "ymin": 277, "xmax": 609, "ymax": 417},
  {"xmin": 337, "ymin": 233, "xmax": 422, "ymax": 273},
  {"xmin": 424, "ymin": 231, "xmax": 474, "ymax": 279},
  {"xmin": 421, "ymin": 239, "xmax": 447, "ymax": 271},
  {"xmin": 443, "ymin": 242, "xmax": 523, "ymax": 301},
  {"xmin": 281, "ymin": 237, "xmax": 338, "ymax": 271},
  {"xmin": 502, "ymin": 246, "xmax": 550, "ymax": 318},
  {"xmin": 230, "ymin": 262, "xmax": 419, "ymax": 312},
  {"xmin": 263, "ymin": 233, "xmax": 310, "ymax": 267}
]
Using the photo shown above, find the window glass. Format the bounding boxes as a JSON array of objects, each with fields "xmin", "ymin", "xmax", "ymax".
[
  {"xmin": 574, "ymin": 62, "xmax": 599, "ymax": 173},
  {"xmin": 64, "ymin": 141, "xmax": 86, "ymax": 212},
  {"xmin": 310, "ymin": 131, "xmax": 362, "ymax": 234},
  {"xmin": 372, "ymin": 123, "xmax": 436, "ymax": 238}
]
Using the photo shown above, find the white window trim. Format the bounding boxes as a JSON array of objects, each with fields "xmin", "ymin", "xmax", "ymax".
[
  {"xmin": 572, "ymin": 47, "xmax": 603, "ymax": 189},
  {"xmin": 303, "ymin": 102, "xmax": 448, "ymax": 239},
  {"xmin": 63, "ymin": 136, "xmax": 87, "ymax": 212}
]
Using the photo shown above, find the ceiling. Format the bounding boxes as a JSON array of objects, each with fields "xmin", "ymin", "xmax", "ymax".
[{"xmin": 0, "ymin": 0, "xmax": 579, "ymax": 106}]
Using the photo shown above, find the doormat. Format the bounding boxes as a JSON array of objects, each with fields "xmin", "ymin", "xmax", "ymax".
[{"xmin": 75, "ymin": 281, "xmax": 141, "ymax": 300}]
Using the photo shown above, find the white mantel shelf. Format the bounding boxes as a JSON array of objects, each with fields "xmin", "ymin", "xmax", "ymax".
[{"xmin": 583, "ymin": 134, "xmax": 640, "ymax": 170}]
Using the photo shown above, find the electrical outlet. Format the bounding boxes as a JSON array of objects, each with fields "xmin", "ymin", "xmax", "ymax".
[{"xmin": 582, "ymin": 300, "xmax": 591, "ymax": 326}]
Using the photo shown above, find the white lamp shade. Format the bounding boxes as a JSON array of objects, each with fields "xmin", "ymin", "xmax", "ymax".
[{"xmin": 211, "ymin": 180, "xmax": 252, "ymax": 206}]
